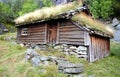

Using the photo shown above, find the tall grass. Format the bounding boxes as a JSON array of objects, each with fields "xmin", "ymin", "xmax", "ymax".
[
  {"xmin": 72, "ymin": 13, "xmax": 113, "ymax": 36},
  {"xmin": 110, "ymin": 41, "xmax": 120, "ymax": 58},
  {"xmin": 15, "ymin": 1, "xmax": 82, "ymax": 25}
]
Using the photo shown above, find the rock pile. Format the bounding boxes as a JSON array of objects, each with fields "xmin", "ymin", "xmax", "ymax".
[
  {"xmin": 25, "ymin": 48, "xmax": 84, "ymax": 76},
  {"xmin": 54, "ymin": 44, "xmax": 88, "ymax": 59},
  {"xmin": 58, "ymin": 61, "xmax": 84, "ymax": 74},
  {"xmin": 112, "ymin": 17, "xmax": 120, "ymax": 42}
]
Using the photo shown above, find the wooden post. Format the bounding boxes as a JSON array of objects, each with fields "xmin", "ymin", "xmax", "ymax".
[
  {"xmin": 56, "ymin": 22, "xmax": 60, "ymax": 44},
  {"xmin": 44, "ymin": 23, "xmax": 47, "ymax": 44}
]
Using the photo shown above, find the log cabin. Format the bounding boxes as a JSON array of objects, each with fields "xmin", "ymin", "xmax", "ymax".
[{"xmin": 15, "ymin": 1, "xmax": 113, "ymax": 62}]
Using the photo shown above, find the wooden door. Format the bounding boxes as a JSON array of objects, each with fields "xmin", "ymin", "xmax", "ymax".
[{"xmin": 47, "ymin": 23, "xmax": 57, "ymax": 44}]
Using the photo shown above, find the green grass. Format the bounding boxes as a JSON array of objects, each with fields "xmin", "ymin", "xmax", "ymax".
[
  {"xmin": 15, "ymin": 1, "xmax": 82, "ymax": 25},
  {"xmin": 0, "ymin": 33, "xmax": 120, "ymax": 77},
  {"xmin": 110, "ymin": 41, "xmax": 120, "ymax": 58},
  {"xmin": 72, "ymin": 13, "xmax": 113, "ymax": 36}
]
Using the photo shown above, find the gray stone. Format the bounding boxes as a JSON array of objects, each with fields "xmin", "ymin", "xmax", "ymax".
[
  {"xmin": 63, "ymin": 67, "xmax": 84, "ymax": 74},
  {"xmin": 31, "ymin": 56, "xmax": 41, "ymax": 66},
  {"xmin": 76, "ymin": 55, "xmax": 87, "ymax": 58},
  {"xmin": 77, "ymin": 46, "xmax": 87, "ymax": 51},
  {"xmin": 62, "ymin": 44, "xmax": 68, "ymax": 48},
  {"xmin": 112, "ymin": 17, "xmax": 119, "ymax": 27},
  {"xmin": 88, "ymin": 74, "xmax": 95, "ymax": 77},
  {"xmin": 56, "ymin": 59, "xmax": 69, "ymax": 65},
  {"xmin": 34, "ymin": 45, "xmax": 40, "ymax": 50},
  {"xmin": 70, "ymin": 46, "xmax": 77, "ymax": 50},
  {"xmin": 25, "ymin": 48, "xmax": 40, "ymax": 60},
  {"xmin": 115, "ymin": 24, "xmax": 120, "ymax": 30},
  {"xmin": 54, "ymin": 45, "xmax": 61, "ymax": 49},
  {"xmin": 48, "ymin": 56, "xmax": 58, "ymax": 61},
  {"xmin": 40, "ymin": 56, "xmax": 50, "ymax": 61},
  {"xmin": 58, "ymin": 62, "xmax": 83, "ymax": 68},
  {"xmin": 73, "ymin": 74, "xmax": 85, "ymax": 77},
  {"xmin": 69, "ymin": 52, "xmax": 77, "ymax": 55},
  {"xmin": 113, "ymin": 30, "xmax": 120, "ymax": 42},
  {"xmin": 77, "ymin": 51, "xmax": 87, "ymax": 55}
]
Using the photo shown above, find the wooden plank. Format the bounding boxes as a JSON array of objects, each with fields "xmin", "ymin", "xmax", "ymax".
[
  {"xmin": 59, "ymin": 25, "xmax": 80, "ymax": 28},
  {"xmin": 59, "ymin": 38, "xmax": 84, "ymax": 42},
  {"xmin": 56, "ymin": 22, "xmax": 60, "ymax": 44},
  {"xmin": 59, "ymin": 28, "xmax": 81, "ymax": 31},
  {"xmin": 59, "ymin": 35, "xmax": 84, "ymax": 39},
  {"xmin": 59, "ymin": 31, "xmax": 84, "ymax": 35},
  {"xmin": 44, "ymin": 23, "xmax": 47, "ymax": 44},
  {"xmin": 84, "ymin": 31, "xmax": 90, "ymax": 46},
  {"xmin": 59, "ymin": 41, "xmax": 84, "ymax": 45}
]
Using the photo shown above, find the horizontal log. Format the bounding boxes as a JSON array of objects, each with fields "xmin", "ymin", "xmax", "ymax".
[
  {"xmin": 59, "ymin": 36, "xmax": 84, "ymax": 39},
  {"xmin": 59, "ymin": 25, "xmax": 78, "ymax": 28},
  {"xmin": 59, "ymin": 31, "xmax": 84, "ymax": 34},
  {"xmin": 59, "ymin": 41, "xmax": 84, "ymax": 45},
  {"xmin": 59, "ymin": 28, "xmax": 80, "ymax": 31},
  {"xmin": 29, "ymin": 29, "xmax": 45, "ymax": 33}
]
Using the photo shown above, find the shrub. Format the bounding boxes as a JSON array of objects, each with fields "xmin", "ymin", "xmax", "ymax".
[{"xmin": 88, "ymin": 0, "xmax": 113, "ymax": 19}]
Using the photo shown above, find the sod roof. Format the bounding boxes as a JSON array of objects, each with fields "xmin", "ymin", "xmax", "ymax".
[{"xmin": 14, "ymin": 1, "xmax": 113, "ymax": 37}]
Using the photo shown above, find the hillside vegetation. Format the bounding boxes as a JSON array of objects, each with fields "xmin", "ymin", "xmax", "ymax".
[{"xmin": 0, "ymin": 33, "xmax": 120, "ymax": 77}]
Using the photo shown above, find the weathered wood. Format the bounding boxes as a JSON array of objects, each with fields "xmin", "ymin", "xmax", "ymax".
[
  {"xmin": 56, "ymin": 22, "xmax": 60, "ymax": 44},
  {"xmin": 89, "ymin": 35, "xmax": 110, "ymax": 62},
  {"xmin": 44, "ymin": 23, "xmax": 47, "ymax": 44},
  {"xmin": 59, "ymin": 21, "xmax": 85, "ymax": 45}
]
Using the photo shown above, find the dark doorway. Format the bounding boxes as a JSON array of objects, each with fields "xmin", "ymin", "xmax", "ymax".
[{"xmin": 47, "ymin": 22, "xmax": 57, "ymax": 44}]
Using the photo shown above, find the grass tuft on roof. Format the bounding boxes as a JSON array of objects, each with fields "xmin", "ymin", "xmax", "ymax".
[
  {"xmin": 72, "ymin": 13, "xmax": 113, "ymax": 36},
  {"xmin": 15, "ymin": 1, "xmax": 82, "ymax": 25}
]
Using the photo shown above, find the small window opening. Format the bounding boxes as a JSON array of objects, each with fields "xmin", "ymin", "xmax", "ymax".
[{"xmin": 21, "ymin": 28, "xmax": 28, "ymax": 36}]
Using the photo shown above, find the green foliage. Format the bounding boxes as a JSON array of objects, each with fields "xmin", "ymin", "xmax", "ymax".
[
  {"xmin": 42, "ymin": 0, "xmax": 53, "ymax": 7},
  {"xmin": 113, "ymin": 0, "xmax": 120, "ymax": 16},
  {"xmin": 0, "ymin": 0, "xmax": 23, "ymax": 23},
  {"xmin": 110, "ymin": 41, "xmax": 120, "ymax": 58},
  {"xmin": 18, "ymin": 0, "xmax": 39, "ymax": 16},
  {"xmin": 89, "ymin": 0, "xmax": 113, "ymax": 19}
]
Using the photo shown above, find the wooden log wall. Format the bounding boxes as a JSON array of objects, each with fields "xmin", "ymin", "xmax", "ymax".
[
  {"xmin": 17, "ymin": 23, "xmax": 46, "ymax": 44},
  {"xmin": 59, "ymin": 21, "xmax": 85, "ymax": 45},
  {"xmin": 89, "ymin": 35, "xmax": 110, "ymax": 62}
]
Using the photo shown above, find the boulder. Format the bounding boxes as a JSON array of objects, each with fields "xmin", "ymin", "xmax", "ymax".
[
  {"xmin": 31, "ymin": 56, "xmax": 41, "ymax": 66},
  {"xmin": 115, "ymin": 24, "xmax": 120, "ymax": 30},
  {"xmin": 112, "ymin": 17, "xmax": 119, "ymax": 27},
  {"xmin": 40, "ymin": 56, "xmax": 50, "ymax": 61},
  {"xmin": 58, "ymin": 62, "xmax": 83, "ymax": 68},
  {"xmin": 34, "ymin": 45, "xmax": 40, "ymax": 50},
  {"xmin": 25, "ymin": 48, "xmax": 40, "ymax": 60},
  {"xmin": 63, "ymin": 67, "xmax": 84, "ymax": 74},
  {"xmin": 73, "ymin": 74, "xmax": 85, "ymax": 77}
]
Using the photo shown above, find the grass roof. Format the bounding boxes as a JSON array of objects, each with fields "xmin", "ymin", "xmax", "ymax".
[
  {"xmin": 72, "ymin": 13, "xmax": 113, "ymax": 36},
  {"xmin": 15, "ymin": 1, "xmax": 82, "ymax": 25},
  {"xmin": 14, "ymin": 1, "xmax": 113, "ymax": 37}
]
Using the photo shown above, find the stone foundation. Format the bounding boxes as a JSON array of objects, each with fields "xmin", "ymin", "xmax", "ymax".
[{"xmin": 54, "ymin": 44, "xmax": 88, "ymax": 59}]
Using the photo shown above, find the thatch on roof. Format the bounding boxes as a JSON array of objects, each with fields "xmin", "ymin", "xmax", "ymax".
[
  {"xmin": 72, "ymin": 13, "xmax": 113, "ymax": 37},
  {"xmin": 15, "ymin": 1, "xmax": 82, "ymax": 25},
  {"xmin": 14, "ymin": 1, "xmax": 113, "ymax": 37}
]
